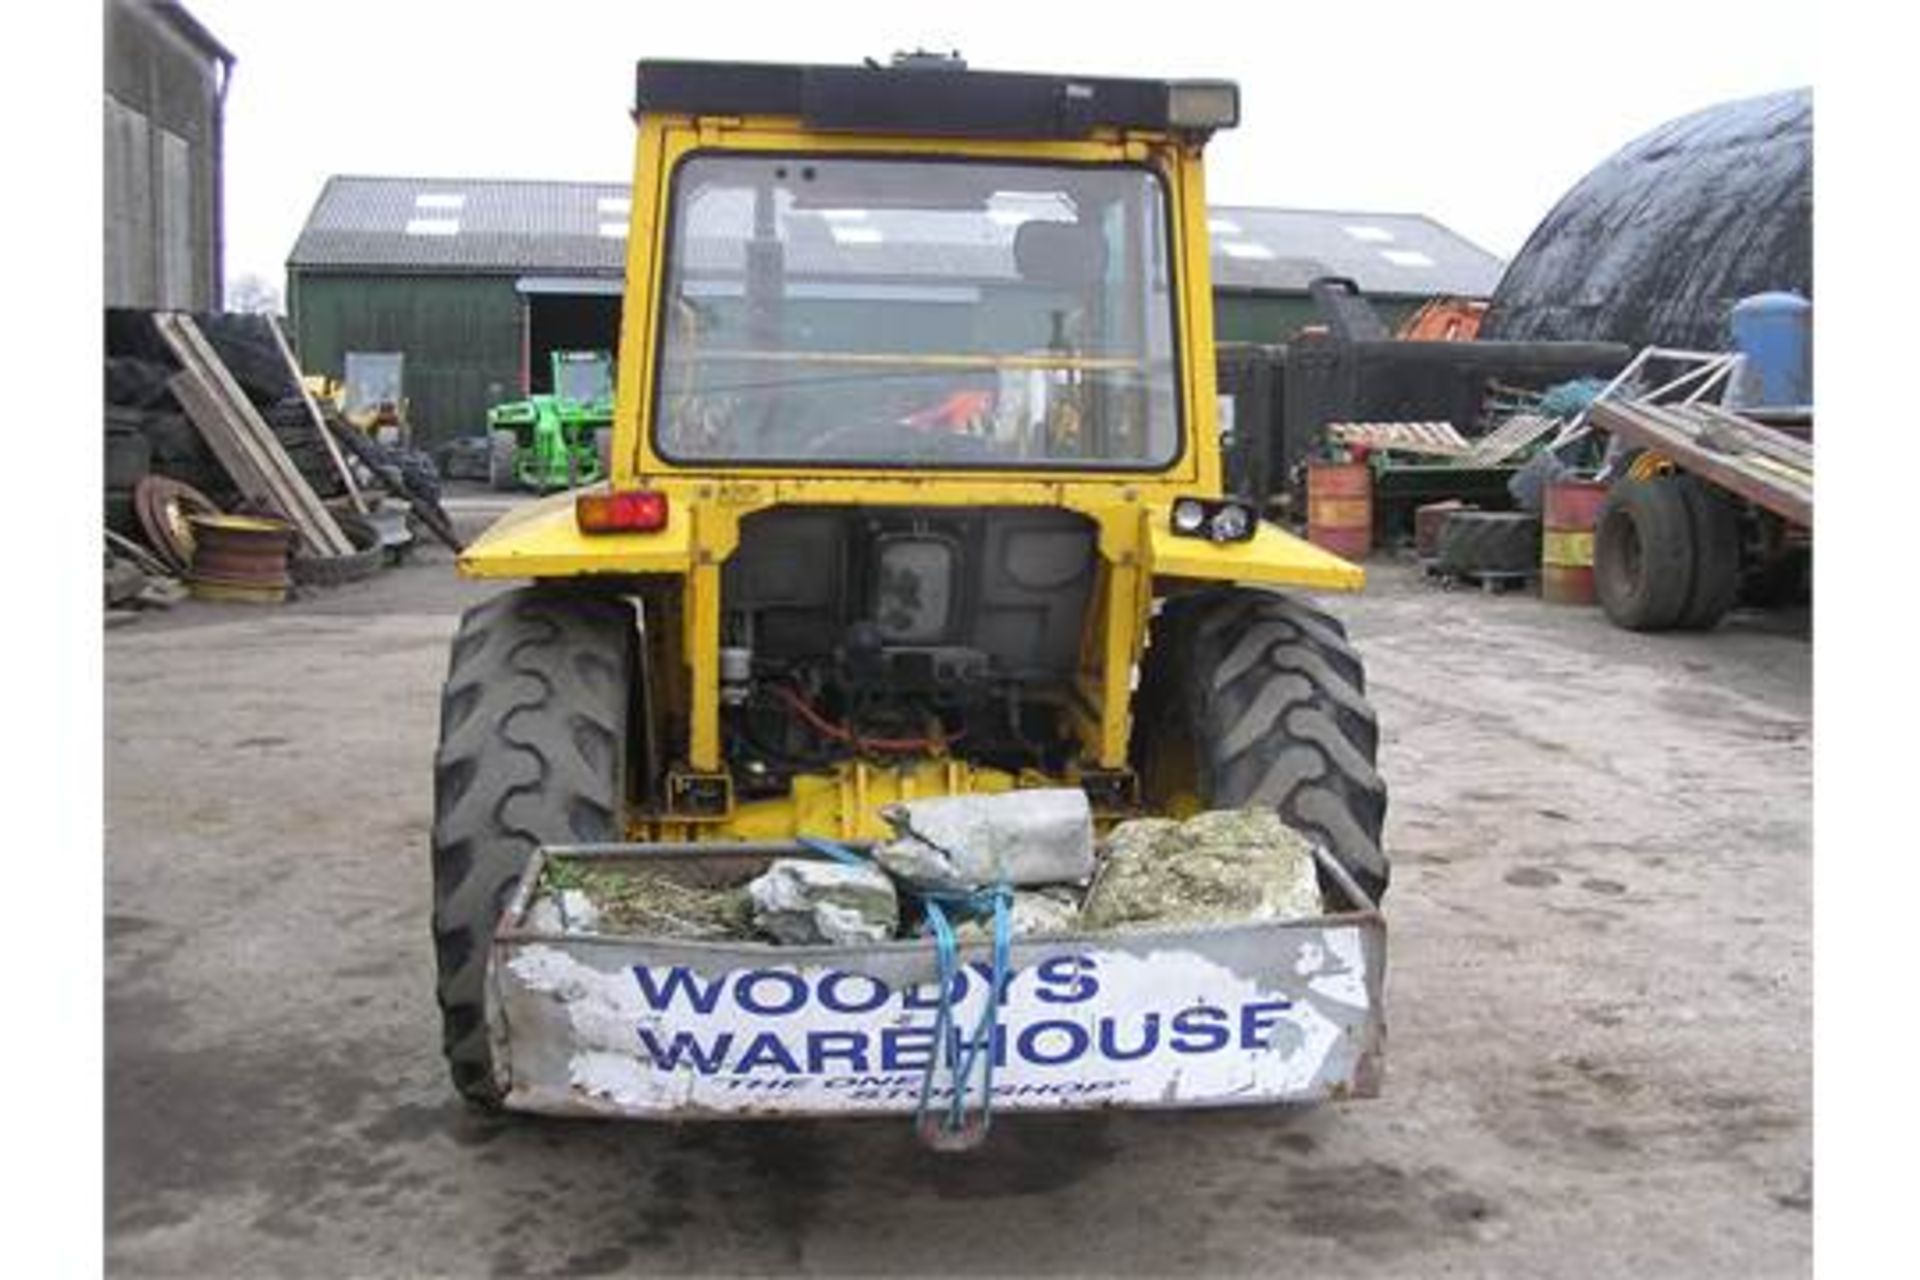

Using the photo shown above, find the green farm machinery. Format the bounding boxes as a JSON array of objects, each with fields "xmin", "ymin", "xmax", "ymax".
[{"xmin": 486, "ymin": 350, "xmax": 615, "ymax": 492}]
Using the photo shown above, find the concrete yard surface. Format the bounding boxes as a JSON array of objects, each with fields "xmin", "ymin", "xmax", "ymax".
[{"xmin": 105, "ymin": 551, "xmax": 1811, "ymax": 1277}]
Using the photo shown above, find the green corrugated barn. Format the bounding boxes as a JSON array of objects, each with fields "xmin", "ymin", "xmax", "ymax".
[{"xmin": 287, "ymin": 177, "xmax": 1503, "ymax": 447}]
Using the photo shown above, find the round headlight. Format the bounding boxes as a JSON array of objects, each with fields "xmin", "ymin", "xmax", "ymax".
[
  {"xmin": 1209, "ymin": 503, "xmax": 1252, "ymax": 542},
  {"xmin": 1172, "ymin": 499, "xmax": 1207, "ymax": 534}
]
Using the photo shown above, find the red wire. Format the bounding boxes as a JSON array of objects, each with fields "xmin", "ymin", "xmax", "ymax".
[{"xmin": 771, "ymin": 685, "xmax": 963, "ymax": 753}]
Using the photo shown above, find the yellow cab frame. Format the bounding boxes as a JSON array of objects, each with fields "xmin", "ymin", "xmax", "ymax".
[{"xmin": 458, "ymin": 59, "xmax": 1363, "ymax": 839}]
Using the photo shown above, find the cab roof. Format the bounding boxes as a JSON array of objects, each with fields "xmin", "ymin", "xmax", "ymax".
[{"xmin": 633, "ymin": 57, "xmax": 1239, "ymax": 141}]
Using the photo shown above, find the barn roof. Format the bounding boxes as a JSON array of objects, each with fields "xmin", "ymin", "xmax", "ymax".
[{"xmin": 290, "ymin": 175, "xmax": 1504, "ymax": 298}]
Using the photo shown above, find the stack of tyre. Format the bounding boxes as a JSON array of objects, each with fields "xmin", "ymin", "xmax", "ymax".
[
  {"xmin": 102, "ymin": 310, "xmax": 349, "ymax": 537},
  {"xmin": 1592, "ymin": 473, "xmax": 1742, "ymax": 631}
]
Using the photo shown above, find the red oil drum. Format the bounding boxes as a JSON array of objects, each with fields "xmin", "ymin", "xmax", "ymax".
[
  {"xmin": 1307, "ymin": 461, "xmax": 1372, "ymax": 560},
  {"xmin": 1541, "ymin": 479, "xmax": 1609, "ymax": 605}
]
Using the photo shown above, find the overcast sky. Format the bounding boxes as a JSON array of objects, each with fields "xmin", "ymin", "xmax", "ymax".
[{"xmin": 186, "ymin": 0, "xmax": 1812, "ymax": 301}]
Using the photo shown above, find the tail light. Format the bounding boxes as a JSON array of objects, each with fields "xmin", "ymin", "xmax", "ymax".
[{"xmin": 576, "ymin": 489, "xmax": 669, "ymax": 533}]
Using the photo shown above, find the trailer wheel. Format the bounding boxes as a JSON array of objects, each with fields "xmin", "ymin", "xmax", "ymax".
[
  {"xmin": 487, "ymin": 429, "xmax": 519, "ymax": 492},
  {"xmin": 1674, "ymin": 475, "xmax": 1742, "ymax": 630},
  {"xmin": 1594, "ymin": 476, "xmax": 1695, "ymax": 631},
  {"xmin": 1135, "ymin": 587, "xmax": 1389, "ymax": 903},
  {"xmin": 430, "ymin": 587, "xmax": 634, "ymax": 1106}
]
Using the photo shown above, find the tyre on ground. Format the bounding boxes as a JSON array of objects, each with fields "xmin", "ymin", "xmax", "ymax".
[
  {"xmin": 430, "ymin": 588, "xmax": 635, "ymax": 1106},
  {"xmin": 488, "ymin": 429, "xmax": 520, "ymax": 492},
  {"xmin": 1673, "ymin": 474, "xmax": 1742, "ymax": 630},
  {"xmin": 1435, "ymin": 511, "xmax": 1540, "ymax": 577},
  {"xmin": 1133, "ymin": 586, "xmax": 1390, "ymax": 904},
  {"xmin": 1594, "ymin": 474, "xmax": 1696, "ymax": 631}
]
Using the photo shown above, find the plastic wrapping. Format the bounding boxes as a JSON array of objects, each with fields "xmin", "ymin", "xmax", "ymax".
[{"xmin": 875, "ymin": 789, "xmax": 1096, "ymax": 891}]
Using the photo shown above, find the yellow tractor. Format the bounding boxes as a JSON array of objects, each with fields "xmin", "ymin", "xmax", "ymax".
[{"xmin": 435, "ymin": 55, "xmax": 1388, "ymax": 1132}]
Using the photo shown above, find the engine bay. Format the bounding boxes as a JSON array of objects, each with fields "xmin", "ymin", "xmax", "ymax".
[{"xmin": 718, "ymin": 505, "xmax": 1100, "ymax": 792}]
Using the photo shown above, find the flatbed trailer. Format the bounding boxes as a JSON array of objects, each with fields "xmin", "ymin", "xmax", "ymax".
[
  {"xmin": 1567, "ymin": 348, "xmax": 1812, "ymax": 631},
  {"xmin": 1588, "ymin": 399, "xmax": 1811, "ymax": 529}
]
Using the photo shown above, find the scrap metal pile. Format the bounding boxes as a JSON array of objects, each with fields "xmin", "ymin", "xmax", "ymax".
[{"xmin": 102, "ymin": 309, "xmax": 460, "ymax": 622}]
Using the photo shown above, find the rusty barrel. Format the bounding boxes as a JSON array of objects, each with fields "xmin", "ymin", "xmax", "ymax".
[
  {"xmin": 1306, "ymin": 461, "xmax": 1372, "ymax": 560},
  {"xmin": 1541, "ymin": 479, "xmax": 1609, "ymax": 605},
  {"xmin": 188, "ymin": 514, "xmax": 293, "ymax": 603}
]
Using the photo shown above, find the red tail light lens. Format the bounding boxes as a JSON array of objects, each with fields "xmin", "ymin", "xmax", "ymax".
[{"xmin": 576, "ymin": 489, "xmax": 669, "ymax": 533}]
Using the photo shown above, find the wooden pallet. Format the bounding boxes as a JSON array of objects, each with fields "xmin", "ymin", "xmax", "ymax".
[{"xmin": 1422, "ymin": 562, "xmax": 1536, "ymax": 595}]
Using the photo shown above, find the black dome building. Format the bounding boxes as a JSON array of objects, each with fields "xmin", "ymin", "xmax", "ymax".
[{"xmin": 1481, "ymin": 89, "xmax": 1811, "ymax": 352}]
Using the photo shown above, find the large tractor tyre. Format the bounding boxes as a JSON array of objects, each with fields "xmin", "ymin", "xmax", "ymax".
[
  {"xmin": 1435, "ymin": 511, "xmax": 1541, "ymax": 576},
  {"xmin": 430, "ymin": 588, "xmax": 635, "ymax": 1106},
  {"xmin": 487, "ymin": 429, "xmax": 520, "ymax": 492},
  {"xmin": 1135, "ymin": 587, "xmax": 1390, "ymax": 904},
  {"xmin": 1674, "ymin": 475, "xmax": 1742, "ymax": 630},
  {"xmin": 1594, "ymin": 476, "xmax": 1695, "ymax": 631}
]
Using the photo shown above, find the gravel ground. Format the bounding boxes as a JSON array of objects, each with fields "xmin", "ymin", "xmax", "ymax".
[{"xmin": 105, "ymin": 546, "xmax": 1810, "ymax": 1277}]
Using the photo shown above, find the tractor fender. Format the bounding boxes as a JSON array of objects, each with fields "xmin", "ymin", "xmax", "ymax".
[
  {"xmin": 457, "ymin": 487, "xmax": 694, "ymax": 579},
  {"xmin": 1146, "ymin": 511, "xmax": 1365, "ymax": 593}
]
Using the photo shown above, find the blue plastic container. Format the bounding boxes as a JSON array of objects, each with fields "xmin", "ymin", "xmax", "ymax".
[{"xmin": 1730, "ymin": 292, "xmax": 1812, "ymax": 407}]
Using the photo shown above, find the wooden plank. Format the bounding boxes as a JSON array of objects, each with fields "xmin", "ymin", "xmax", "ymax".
[
  {"xmin": 166, "ymin": 371, "xmax": 327, "ymax": 554},
  {"xmin": 1685, "ymin": 405, "xmax": 1814, "ymax": 468},
  {"xmin": 169, "ymin": 316, "xmax": 350, "ymax": 547},
  {"xmin": 1328, "ymin": 421, "xmax": 1470, "ymax": 457},
  {"xmin": 265, "ymin": 314, "xmax": 367, "ymax": 515},
  {"xmin": 156, "ymin": 322, "xmax": 341, "ymax": 556},
  {"xmin": 1459, "ymin": 412, "xmax": 1560, "ymax": 467},
  {"xmin": 155, "ymin": 314, "xmax": 353, "ymax": 557}
]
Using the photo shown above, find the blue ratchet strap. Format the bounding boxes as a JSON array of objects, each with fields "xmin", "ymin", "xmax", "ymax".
[{"xmin": 797, "ymin": 835, "xmax": 1013, "ymax": 1148}]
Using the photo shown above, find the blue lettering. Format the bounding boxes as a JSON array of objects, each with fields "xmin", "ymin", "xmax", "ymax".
[
  {"xmin": 1239, "ymin": 999, "xmax": 1293, "ymax": 1049},
  {"xmin": 1034, "ymin": 955, "xmax": 1099, "ymax": 1004},
  {"xmin": 734, "ymin": 1032, "xmax": 803, "ymax": 1074},
  {"xmin": 631, "ymin": 965, "xmax": 725, "ymax": 1014},
  {"xmin": 733, "ymin": 969, "xmax": 808, "ymax": 1016},
  {"xmin": 1097, "ymin": 1013, "xmax": 1161, "ymax": 1061},
  {"xmin": 880, "ymin": 1026, "xmax": 937, "ymax": 1071},
  {"xmin": 1018, "ymin": 1019, "xmax": 1091, "ymax": 1066},
  {"xmin": 636, "ymin": 1028, "xmax": 731, "ymax": 1072},
  {"xmin": 945, "ymin": 1025, "xmax": 1009, "ymax": 1068},
  {"xmin": 967, "ymin": 960, "xmax": 1017, "ymax": 1000},
  {"xmin": 1169, "ymin": 1005, "xmax": 1231, "ymax": 1054},
  {"xmin": 818, "ymin": 971, "xmax": 891, "ymax": 1014},
  {"xmin": 806, "ymin": 1031, "xmax": 870, "ymax": 1074},
  {"xmin": 902, "ymin": 970, "xmax": 969, "ymax": 1010}
]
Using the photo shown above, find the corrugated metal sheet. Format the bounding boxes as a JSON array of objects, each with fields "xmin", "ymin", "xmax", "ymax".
[
  {"xmin": 290, "ymin": 274, "xmax": 524, "ymax": 444},
  {"xmin": 289, "ymin": 176, "xmax": 1504, "ymax": 298},
  {"xmin": 1206, "ymin": 206, "xmax": 1504, "ymax": 297},
  {"xmin": 1482, "ymin": 89, "xmax": 1811, "ymax": 351},
  {"xmin": 290, "ymin": 177, "xmax": 633, "ymax": 274}
]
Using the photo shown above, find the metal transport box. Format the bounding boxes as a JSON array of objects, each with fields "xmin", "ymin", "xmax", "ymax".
[{"xmin": 487, "ymin": 845, "xmax": 1386, "ymax": 1120}]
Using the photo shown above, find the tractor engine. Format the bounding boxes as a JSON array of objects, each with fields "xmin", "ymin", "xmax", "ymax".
[{"xmin": 718, "ymin": 506, "xmax": 1099, "ymax": 793}]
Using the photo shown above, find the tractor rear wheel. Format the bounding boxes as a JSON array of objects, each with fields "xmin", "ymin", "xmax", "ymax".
[
  {"xmin": 487, "ymin": 429, "xmax": 519, "ymax": 492},
  {"xmin": 1135, "ymin": 587, "xmax": 1390, "ymax": 903},
  {"xmin": 430, "ymin": 587, "xmax": 634, "ymax": 1106}
]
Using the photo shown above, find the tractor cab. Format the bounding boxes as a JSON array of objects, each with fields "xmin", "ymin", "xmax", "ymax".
[{"xmin": 436, "ymin": 58, "xmax": 1389, "ymax": 1133}]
